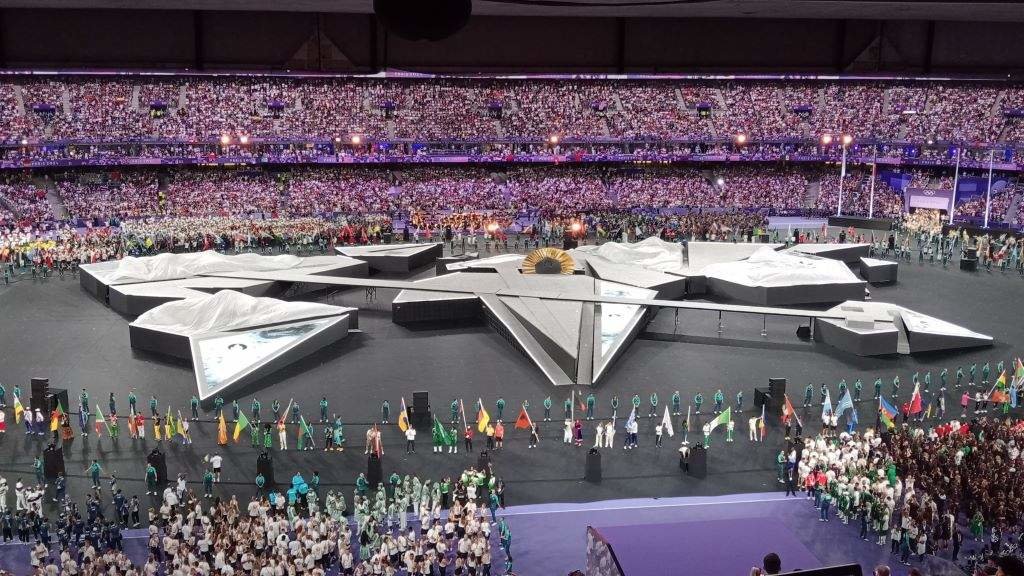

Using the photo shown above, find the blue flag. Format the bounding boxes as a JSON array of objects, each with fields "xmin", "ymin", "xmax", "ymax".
[
  {"xmin": 835, "ymin": 389, "xmax": 858, "ymax": 431},
  {"xmin": 1011, "ymin": 381, "xmax": 1018, "ymax": 409},
  {"xmin": 625, "ymin": 405, "xmax": 636, "ymax": 431}
]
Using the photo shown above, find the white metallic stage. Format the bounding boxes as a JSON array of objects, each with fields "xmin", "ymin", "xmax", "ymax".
[{"xmin": 79, "ymin": 242, "xmax": 989, "ymax": 395}]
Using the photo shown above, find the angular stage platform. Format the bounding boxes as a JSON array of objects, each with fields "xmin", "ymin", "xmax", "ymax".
[
  {"xmin": 393, "ymin": 264, "xmax": 656, "ymax": 387},
  {"xmin": 814, "ymin": 301, "xmax": 992, "ymax": 356},
  {"xmin": 702, "ymin": 247, "xmax": 866, "ymax": 306},
  {"xmin": 859, "ymin": 257, "xmax": 898, "ymax": 284},
  {"xmin": 129, "ymin": 291, "xmax": 357, "ymax": 399},
  {"xmin": 81, "ymin": 252, "xmax": 368, "ymax": 315},
  {"xmin": 336, "ymin": 243, "xmax": 443, "ymax": 273}
]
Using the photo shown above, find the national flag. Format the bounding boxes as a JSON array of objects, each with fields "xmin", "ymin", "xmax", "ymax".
[
  {"xmin": 990, "ymin": 371, "xmax": 1010, "ymax": 403},
  {"xmin": 94, "ymin": 404, "xmax": 106, "ymax": 435},
  {"xmin": 578, "ymin": 393, "xmax": 587, "ymax": 413},
  {"xmin": 660, "ymin": 405, "xmax": 674, "ymax": 437},
  {"xmin": 1015, "ymin": 357, "xmax": 1024, "ymax": 382},
  {"xmin": 514, "ymin": 404, "xmax": 533, "ymax": 430},
  {"xmin": 683, "ymin": 405, "xmax": 691, "ymax": 442},
  {"xmin": 373, "ymin": 423, "xmax": 382, "ymax": 457},
  {"xmin": 878, "ymin": 396, "xmax": 897, "ymax": 429},
  {"xmin": 476, "ymin": 397, "xmax": 490, "ymax": 433},
  {"xmin": 50, "ymin": 403, "xmax": 64, "ymax": 432},
  {"xmin": 176, "ymin": 410, "xmax": 185, "ymax": 436},
  {"xmin": 570, "ymin": 390, "xmax": 576, "ymax": 421},
  {"xmin": 300, "ymin": 415, "xmax": 315, "ymax": 449},
  {"xmin": 459, "ymin": 398, "xmax": 468, "ymax": 431},
  {"xmin": 836, "ymin": 389, "xmax": 858, "ymax": 425},
  {"xmin": 821, "ymin": 389, "xmax": 833, "ymax": 420},
  {"xmin": 433, "ymin": 416, "xmax": 454, "ymax": 446},
  {"xmin": 279, "ymin": 399, "xmax": 294, "ymax": 426},
  {"xmin": 397, "ymin": 397, "xmax": 410, "ymax": 433},
  {"xmin": 217, "ymin": 412, "xmax": 228, "ymax": 446},
  {"xmin": 625, "ymin": 405, "xmax": 637, "ymax": 432},
  {"xmin": 758, "ymin": 404, "xmax": 766, "ymax": 440},
  {"xmin": 233, "ymin": 410, "xmax": 250, "ymax": 442},
  {"xmin": 781, "ymin": 394, "xmax": 798, "ymax": 426},
  {"xmin": 879, "ymin": 396, "xmax": 898, "ymax": 420},
  {"xmin": 1010, "ymin": 379, "xmax": 1019, "ymax": 409},
  {"xmin": 708, "ymin": 407, "xmax": 732, "ymax": 432},
  {"xmin": 908, "ymin": 382, "xmax": 923, "ymax": 414},
  {"xmin": 164, "ymin": 407, "xmax": 173, "ymax": 439}
]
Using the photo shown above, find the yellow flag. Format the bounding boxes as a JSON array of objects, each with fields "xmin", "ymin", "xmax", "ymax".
[
  {"xmin": 476, "ymin": 397, "xmax": 490, "ymax": 433},
  {"xmin": 217, "ymin": 412, "xmax": 228, "ymax": 446},
  {"xmin": 13, "ymin": 396, "xmax": 24, "ymax": 423},
  {"xmin": 397, "ymin": 397, "xmax": 410, "ymax": 433}
]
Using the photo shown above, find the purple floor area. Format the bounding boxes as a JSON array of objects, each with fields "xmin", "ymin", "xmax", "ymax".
[{"xmin": 595, "ymin": 518, "xmax": 820, "ymax": 576}]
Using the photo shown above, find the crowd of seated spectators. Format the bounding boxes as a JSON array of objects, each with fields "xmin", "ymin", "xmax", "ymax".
[
  {"xmin": 815, "ymin": 170, "xmax": 906, "ymax": 218},
  {"xmin": 4, "ymin": 76, "xmax": 1024, "ymax": 146}
]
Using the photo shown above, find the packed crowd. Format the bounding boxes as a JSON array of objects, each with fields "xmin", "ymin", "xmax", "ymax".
[
  {"xmin": 0, "ymin": 462, "xmax": 512, "ymax": 576},
  {"xmin": 5, "ymin": 76, "xmax": 1024, "ymax": 145},
  {"xmin": 815, "ymin": 170, "xmax": 906, "ymax": 218},
  {"xmin": 791, "ymin": 416, "xmax": 1024, "ymax": 572}
]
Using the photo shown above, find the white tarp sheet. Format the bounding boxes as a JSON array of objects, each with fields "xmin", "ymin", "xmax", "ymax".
[
  {"xmin": 702, "ymin": 246, "xmax": 860, "ymax": 287},
  {"xmin": 107, "ymin": 251, "xmax": 306, "ymax": 283},
  {"xmin": 131, "ymin": 290, "xmax": 347, "ymax": 336},
  {"xmin": 571, "ymin": 237, "xmax": 686, "ymax": 274}
]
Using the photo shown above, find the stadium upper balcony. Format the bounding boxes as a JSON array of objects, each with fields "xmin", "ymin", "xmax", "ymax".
[{"xmin": 2, "ymin": 73, "xmax": 1024, "ymax": 170}]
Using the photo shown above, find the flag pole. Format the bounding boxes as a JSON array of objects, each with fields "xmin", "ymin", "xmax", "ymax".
[{"xmin": 684, "ymin": 404, "xmax": 690, "ymax": 443}]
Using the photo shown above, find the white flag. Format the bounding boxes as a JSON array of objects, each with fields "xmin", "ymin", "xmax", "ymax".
[{"xmin": 661, "ymin": 405, "xmax": 674, "ymax": 438}]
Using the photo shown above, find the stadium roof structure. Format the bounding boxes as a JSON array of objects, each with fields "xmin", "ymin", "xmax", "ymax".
[{"xmin": 5, "ymin": 0, "xmax": 1024, "ymax": 21}]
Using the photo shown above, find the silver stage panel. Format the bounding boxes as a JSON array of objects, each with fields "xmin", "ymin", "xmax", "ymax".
[
  {"xmin": 814, "ymin": 318, "xmax": 901, "ymax": 356},
  {"xmin": 786, "ymin": 243, "xmax": 871, "ymax": 264},
  {"xmin": 110, "ymin": 277, "xmax": 278, "ymax": 316},
  {"xmin": 336, "ymin": 243, "xmax": 443, "ymax": 272},
  {"xmin": 815, "ymin": 301, "xmax": 992, "ymax": 356},
  {"xmin": 707, "ymin": 277, "xmax": 867, "ymax": 306},
  {"xmin": 392, "ymin": 267, "xmax": 655, "ymax": 387},
  {"xmin": 859, "ymin": 257, "xmax": 898, "ymax": 284},
  {"xmin": 192, "ymin": 315, "xmax": 352, "ymax": 400}
]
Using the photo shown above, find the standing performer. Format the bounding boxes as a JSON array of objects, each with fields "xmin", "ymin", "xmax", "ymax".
[
  {"xmin": 713, "ymin": 390, "xmax": 724, "ymax": 414},
  {"xmin": 543, "ymin": 396, "xmax": 551, "ymax": 421},
  {"xmin": 671, "ymin": 391, "xmax": 681, "ymax": 416},
  {"xmin": 694, "ymin": 392, "xmax": 704, "ymax": 414}
]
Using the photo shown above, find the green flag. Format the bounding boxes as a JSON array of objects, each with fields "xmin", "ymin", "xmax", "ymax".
[
  {"xmin": 708, "ymin": 407, "xmax": 732, "ymax": 433},
  {"xmin": 233, "ymin": 410, "xmax": 250, "ymax": 442},
  {"xmin": 433, "ymin": 416, "xmax": 454, "ymax": 446},
  {"xmin": 299, "ymin": 415, "xmax": 315, "ymax": 449}
]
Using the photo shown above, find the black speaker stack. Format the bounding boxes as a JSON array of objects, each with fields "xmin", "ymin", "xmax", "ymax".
[
  {"xmin": 367, "ymin": 453, "xmax": 383, "ymax": 487},
  {"xmin": 48, "ymin": 389, "xmax": 69, "ymax": 414},
  {"xmin": 688, "ymin": 445, "xmax": 708, "ymax": 478},
  {"xmin": 585, "ymin": 448, "xmax": 602, "ymax": 482},
  {"xmin": 30, "ymin": 377, "xmax": 49, "ymax": 413},
  {"xmin": 755, "ymin": 378, "xmax": 787, "ymax": 410},
  {"xmin": 256, "ymin": 452, "xmax": 275, "ymax": 486},
  {"xmin": 43, "ymin": 445, "xmax": 65, "ymax": 479},
  {"xmin": 412, "ymin": 391, "xmax": 431, "ymax": 431},
  {"xmin": 147, "ymin": 449, "xmax": 168, "ymax": 485},
  {"xmin": 796, "ymin": 325, "xmax": 812, "ymax": 339},
  {"xmin": 961, "ymin": 248, "xmax": 979, "ymax": 271}
]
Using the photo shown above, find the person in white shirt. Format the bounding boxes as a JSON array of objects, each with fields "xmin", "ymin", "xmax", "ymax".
[
  {"xmin": 604, "ymin": 423, "xmax": 615, "ymax": 448},
  {"xmin": 209, "ymin": 454, "xmax": 223, "ymax": 482},
  {"xmin": 593, "ymin": 422, "xmax": 604, "ymax": 448},
  {"xmin": 405, "ymin": 427, "xmax": 416, "ymax": 453}
]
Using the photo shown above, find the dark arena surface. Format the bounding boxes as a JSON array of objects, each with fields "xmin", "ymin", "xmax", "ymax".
[{"xmin": 1, "ymin": 245, "xmax": 1020, "ymax": 506}]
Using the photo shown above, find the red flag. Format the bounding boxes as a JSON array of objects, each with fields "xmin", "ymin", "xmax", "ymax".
[
  {"xmin": 781, "ymin": 394, "xmax": 796, "ymax": 423},
  {"xmin": 514, "ymin": 405, "xmax": 533, "ymax": 430},
  {"xmin": 908, "ymin": 383, "xmax": 923, "ymax": 414}
]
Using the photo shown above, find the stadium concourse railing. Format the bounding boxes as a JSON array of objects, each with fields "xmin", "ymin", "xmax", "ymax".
[{"xmin": 0, "ymin": 145, "xmax": 1020, "ymax": 172}]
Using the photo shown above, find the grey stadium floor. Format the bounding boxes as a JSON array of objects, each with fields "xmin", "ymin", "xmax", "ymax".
[{"xmin": 0, "ymin": 244, "xmax": 1021, "ymax": 508}]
